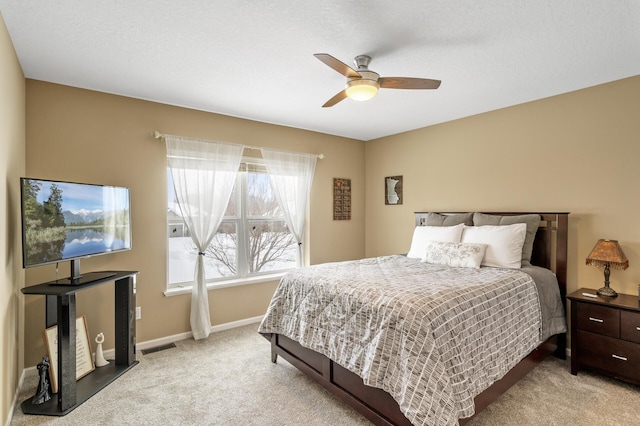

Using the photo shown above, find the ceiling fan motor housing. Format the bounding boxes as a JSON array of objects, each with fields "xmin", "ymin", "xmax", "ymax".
[{"xmin": 346, "ymin": 70, "xmax": 380, "ymax": 86}]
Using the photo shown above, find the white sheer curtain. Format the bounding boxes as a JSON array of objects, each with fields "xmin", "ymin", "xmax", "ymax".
[
  {"xmin": 260, "ymin": 148, "xmax": 317, "ymax": 267},
  {"xmin": 166, "ymin": 135, "xmax": 244, "ymax": 340}
]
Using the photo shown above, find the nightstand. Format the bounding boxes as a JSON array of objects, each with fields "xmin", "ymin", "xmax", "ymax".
[{"xmin": 568, "ymin": 288, "xmax": 640, "ymax": 384}]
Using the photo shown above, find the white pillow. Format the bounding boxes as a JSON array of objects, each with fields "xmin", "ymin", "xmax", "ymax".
[
  {"xmin": 406, "ymin": 224, "xmax": 464, "ymax": 259},
  {"xmin": 421, "ymin": 241, "xmax": 488, "ymax": 269},
  {"xmin": 461, "ymin": 223, "xmax": 527, "ymax": 269}
]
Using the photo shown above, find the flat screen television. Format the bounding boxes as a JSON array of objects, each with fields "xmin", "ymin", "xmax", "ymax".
[{"xmin": 20, "ymin": 177, "xmax": 132, "ymax": 285}]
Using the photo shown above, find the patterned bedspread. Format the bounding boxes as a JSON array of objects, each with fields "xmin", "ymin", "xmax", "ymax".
[{"xmin": 258, "ymin": 255, "xmax": 544, "ymax": 426}]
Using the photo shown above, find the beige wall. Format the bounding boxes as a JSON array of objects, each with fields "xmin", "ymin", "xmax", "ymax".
[
  {"xmin": 23, "ymin": 80, "xmax": 365, "ymax": 367},
  {"xmin": 365, "ymin": 75, "xmax": 640, "ymax": 299},
  {"xmin": 0, "ymin": 11, "xmax": 26, "ymax": 425}
]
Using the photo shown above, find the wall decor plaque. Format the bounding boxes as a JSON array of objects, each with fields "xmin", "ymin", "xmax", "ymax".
[
  {"xmin": 43, "ymin": 316, "xmax": 95, "ymax": 393},
  {"xmin": 385, "ymin": 175, "xmax": 403, "ymax": 205},
  {"xmin": 333, "ymin": 178, "xmax": 351, "ymax": 220}
]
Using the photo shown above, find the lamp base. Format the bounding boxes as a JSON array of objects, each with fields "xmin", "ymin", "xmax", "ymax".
[{"xmin": 597, "ymin": 285, "xmax": 618, "ymax": 297}]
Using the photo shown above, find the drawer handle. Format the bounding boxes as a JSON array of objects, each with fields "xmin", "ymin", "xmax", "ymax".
[
  {"xmin": 612, "ymin": 354, "xmax": 628, "ymax": 361},
  {"xmin": 636, "ymin": 326, "xmax": 640, "ymax": 331},
  {"xmin": 588, "ymin": 317, "xmax": 604, "ymax": 323}
]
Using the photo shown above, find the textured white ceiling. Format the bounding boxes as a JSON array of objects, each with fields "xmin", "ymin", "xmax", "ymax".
[{"xmin": 2, "ymin": 1, "xmax": 640, "ymax": 140}]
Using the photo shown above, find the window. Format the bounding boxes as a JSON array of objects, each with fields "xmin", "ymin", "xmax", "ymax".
[{"xmin": 167, "ymin": 159, "xmax": 298, "ymax": 288}]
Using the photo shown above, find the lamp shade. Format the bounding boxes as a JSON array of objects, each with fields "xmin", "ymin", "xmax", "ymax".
[
  {"xmin": 345, "ymin": 79, "xmax": 379, "ymax": 101},
  {"xmin": 585, "ymin": 239, "xmax": 629, "ymax": 270}
]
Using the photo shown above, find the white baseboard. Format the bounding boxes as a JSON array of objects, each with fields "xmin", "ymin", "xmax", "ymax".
[{"xmin": 102, "ymin": 314, "xmax": 264, "ymax": 359}]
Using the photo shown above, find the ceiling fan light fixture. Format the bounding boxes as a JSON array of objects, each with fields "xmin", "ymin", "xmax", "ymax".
[{"xmin": 345, "ymin": 79, "xmax": 379, "ymax": 102}]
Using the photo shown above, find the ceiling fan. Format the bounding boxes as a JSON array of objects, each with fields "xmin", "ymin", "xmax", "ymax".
[{"xmin": 314, "ymin": 53, "xmax": 441, "ymax": 107}]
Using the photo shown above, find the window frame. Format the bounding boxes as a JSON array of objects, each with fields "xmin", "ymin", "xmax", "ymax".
[{"xmin": 166, "ymin": 157, "xmax": 298, "ymax": 292}]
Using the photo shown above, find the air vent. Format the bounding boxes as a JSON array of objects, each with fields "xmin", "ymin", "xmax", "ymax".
[{"xmin": 141, "ymin": 343, "xmax": 176, "ymax": 355}]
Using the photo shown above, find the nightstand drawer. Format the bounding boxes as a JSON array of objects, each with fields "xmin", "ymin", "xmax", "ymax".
[
  {"xmin": 621, "ymin": 310, "xmax": 640, "ymax": 344},
  {"xmin": 576, "ymin": 303, "xmax": 620, "ymax": 337},
  {"xmin": 577, "ymin": 330, "xmax": 640, "ymax": 382}
]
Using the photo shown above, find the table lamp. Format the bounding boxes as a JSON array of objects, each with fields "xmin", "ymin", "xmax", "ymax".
[{"xmin": 585, "ymin": 239, "xmax": 629, "ymax": 297}]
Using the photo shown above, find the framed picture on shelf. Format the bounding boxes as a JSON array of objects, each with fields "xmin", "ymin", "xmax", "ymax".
[{"xmin": 42, "ymin": 316, "xmax": 95, "ymax": 393}]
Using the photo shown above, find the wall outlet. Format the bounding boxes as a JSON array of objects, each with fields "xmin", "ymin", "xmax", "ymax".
[{"xmin": 135, "ymin": 306, "xmax": 141, "ymax": 320}]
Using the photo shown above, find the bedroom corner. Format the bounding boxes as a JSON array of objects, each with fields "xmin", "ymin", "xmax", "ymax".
[{"xmin": 0, "ymin": 10, "xmax": 26, "ymax": 426}]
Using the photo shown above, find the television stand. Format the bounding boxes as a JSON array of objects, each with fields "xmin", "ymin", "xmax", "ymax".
[
  {"xmin": 20, "ymin": 271, "xmax": 139, "ymax": 416},
  {"xmin": 49, "ymin": 271, "xmax": 118, "ymax": 286}
]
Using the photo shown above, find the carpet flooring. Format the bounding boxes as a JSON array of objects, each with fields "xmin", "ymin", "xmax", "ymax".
[{"xmin": 11, "ymin": 324, "xmax": 640, "ymax": 425}]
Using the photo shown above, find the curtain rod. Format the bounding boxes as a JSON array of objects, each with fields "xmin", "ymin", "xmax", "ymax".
[{"xmin": 154, "ymin": 131, "xmax": 324, "ymax": 159}]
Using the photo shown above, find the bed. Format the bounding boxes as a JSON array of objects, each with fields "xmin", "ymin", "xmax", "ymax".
[{"xmin": 258, "ymin": 212, "xmax": 568, "ymax": 426}]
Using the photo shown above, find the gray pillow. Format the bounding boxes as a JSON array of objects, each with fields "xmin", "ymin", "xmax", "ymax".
[
  {"xmin": 472, "ymin": 213, "xmax": 540, "ymax": 265},
  {"xmin": 424, "ymin": 212, "xmax": 473, "ymax": 226}
]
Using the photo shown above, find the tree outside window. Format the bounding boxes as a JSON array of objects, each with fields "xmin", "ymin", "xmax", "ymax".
[{"xmin": 167, "ymin": 161, "xmax": 297, "ymax": 287}]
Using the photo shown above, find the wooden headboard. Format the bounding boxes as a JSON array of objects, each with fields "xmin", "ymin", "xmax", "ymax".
[{"xmin": 414, "ymin": 212, "xmax": 569, "ymax": 298}]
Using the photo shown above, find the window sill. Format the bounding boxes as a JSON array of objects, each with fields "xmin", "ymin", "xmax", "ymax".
[{"xmin": 164, "ymin": 272, "xmax": 287, "ymax": 297}]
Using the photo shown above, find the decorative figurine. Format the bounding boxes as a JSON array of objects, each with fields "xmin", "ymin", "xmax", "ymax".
[
  {"xmin": 95, "ymin": 332, "xmax": 109, "ymax": 367},
  {"xmin": 31, "ymin": 356, "xmax": 51, "ymax": 404}
]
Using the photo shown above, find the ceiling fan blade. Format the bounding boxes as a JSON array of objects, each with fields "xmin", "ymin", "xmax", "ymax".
[
  {"xmin": 314, "ymin": 53, "xmax": 361, "ymax": 78},
  {"xmin": 322, "ymin": 90, "xmax": 348, "ymax": 108},
  {"xmin": 379, "ymin": 77, "xmax": 441, "ymax": 90}
]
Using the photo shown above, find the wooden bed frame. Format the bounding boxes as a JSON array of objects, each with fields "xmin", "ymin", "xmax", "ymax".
[{"xmin": 265, "ymin": 212, "xmax": 569, "ymax": 426}]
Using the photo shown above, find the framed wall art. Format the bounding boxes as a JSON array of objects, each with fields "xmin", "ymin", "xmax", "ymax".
[
  {"xmin": 385, "ymin": 175, "xmax": 403, "ymax": 205},
  {"xmin": 333, "ymin": 178, "xmax": 351, "ymax": 220}
]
